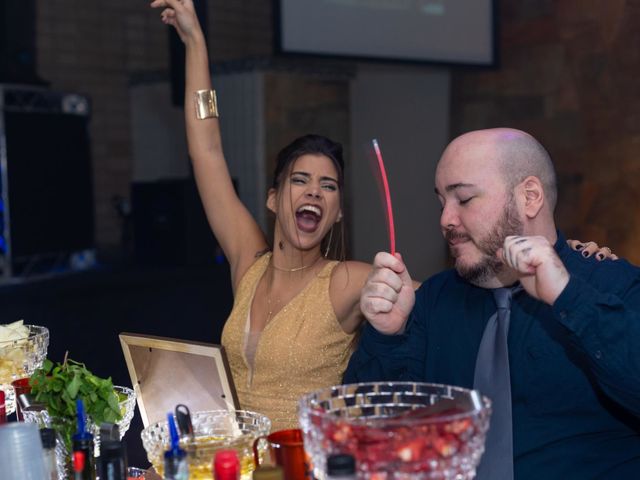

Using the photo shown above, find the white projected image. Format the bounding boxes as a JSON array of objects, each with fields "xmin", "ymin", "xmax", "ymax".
[{"xmin": 279, "ymin": 0, "xmax": 494, "ymax": 64}]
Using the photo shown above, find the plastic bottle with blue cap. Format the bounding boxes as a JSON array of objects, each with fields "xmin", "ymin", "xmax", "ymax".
[
  {"xmin": 72, "ymin": 398, "xmax": 96, "ymax": 480},
  {"xmin": 164, "ymin": 412, "xmax": 189, "ymax": 480}
]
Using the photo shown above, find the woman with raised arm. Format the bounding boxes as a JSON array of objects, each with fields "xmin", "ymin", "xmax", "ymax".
[{"xmin": 150, "ymin": 0, "xmax": 372, "ymax": 430}]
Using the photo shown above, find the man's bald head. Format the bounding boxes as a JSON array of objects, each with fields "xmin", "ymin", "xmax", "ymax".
[{"xmin": 443, "ymin": 128, "xmax": 558, "ymax": 212}]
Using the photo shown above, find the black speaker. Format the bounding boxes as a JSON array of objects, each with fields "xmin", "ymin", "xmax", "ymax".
[
  {"xmin": 0, "ymin": 0, "xmax": 46, "ymax": 84},
  {"xmin": 0, "ymin": 86, "xmax": 94, "ymax": 277},
  {"xmin": 131, "ymin": 178, "xmax": 219, "ymax": 266}
]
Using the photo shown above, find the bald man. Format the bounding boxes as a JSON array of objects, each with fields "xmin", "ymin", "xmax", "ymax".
[{"xmin": 344, "ymin": 129, "xmax": 640, "ymax": 479}]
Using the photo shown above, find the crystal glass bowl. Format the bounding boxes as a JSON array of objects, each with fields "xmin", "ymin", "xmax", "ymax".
[
  {"xmin": 298, "ymin": 382, "xmax": 491, "ymax": 479},
  {"xmin": 0, "ymin": 325, "xmax": 49, "ymax": 415},
  {"xmin": 141, "ymin": 409, "xmax": 271, "ymax": 480},
  {"xmin": 23, "ymin": 385, "xmax": 136, "ymax": 480},
  {"xmin": 112, "ymin": 385, "xmax": 137, "ymax": 439}
]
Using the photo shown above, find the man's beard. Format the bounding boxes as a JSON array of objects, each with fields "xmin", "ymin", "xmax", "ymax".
[{"xmin": 449, "ymin": 200, "xmax": 523, "ymax": 286}]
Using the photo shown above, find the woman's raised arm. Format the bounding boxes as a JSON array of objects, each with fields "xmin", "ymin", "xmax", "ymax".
[{"xmin": 151, "ymin": 0, "xmax": 267, "ymax": 289}]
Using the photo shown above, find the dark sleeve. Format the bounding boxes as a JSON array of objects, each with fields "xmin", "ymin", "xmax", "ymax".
[
  {"xmin": 343, "ymin": 323, "xmax": 410, "ymax": 383},
  {"xmin": 343, "ymin": 285, "xmax": 430, "ymax": 384},
  {"xmin": 552, "ymin": 268, "xmax": 640, "ymax": 417}
]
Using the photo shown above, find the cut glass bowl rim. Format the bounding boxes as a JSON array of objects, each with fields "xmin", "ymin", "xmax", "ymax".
[
  {"xmin": 0, "ymin": 324, "xmax": 49, "ymax": 347},
  {"xmin": 299, "ymin": 381, "xmax": 491, "ymax": 426},
  {"xmin": 141, "ymin": 408, "xmax": 272, "ymax": 444}
]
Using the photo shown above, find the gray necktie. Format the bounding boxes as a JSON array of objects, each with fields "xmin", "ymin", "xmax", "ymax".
[{"xmin": 473, "ymin": 286, "xmax": 519, "ymax": 480}]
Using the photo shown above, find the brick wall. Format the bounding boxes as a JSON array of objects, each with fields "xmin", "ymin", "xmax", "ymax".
[
  {"xmin": 208, "ymin": 0, "xmax": 273, "ymax": 61},
  {"xmin": 35, "ymin": 0, "xmax": 273, "ymax": 252},
  {"xmin": 451, "ymin": 0, "xmax": 640, "ymax": 263}
]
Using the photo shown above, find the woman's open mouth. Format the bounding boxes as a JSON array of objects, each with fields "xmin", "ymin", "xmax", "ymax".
[{"xmin": 295, "ymin": 204, "xmax": 323, "ymax": 233}]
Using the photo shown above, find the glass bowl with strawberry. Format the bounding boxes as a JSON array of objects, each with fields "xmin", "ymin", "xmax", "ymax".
[{"xmin": 298, "ymin": 382, "xmax": 491, "ymax": 479}]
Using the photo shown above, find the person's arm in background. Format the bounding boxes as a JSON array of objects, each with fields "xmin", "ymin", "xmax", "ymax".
[{"xmin": 150, "ymin": 0, "xmax": 267, "ymax": 291}]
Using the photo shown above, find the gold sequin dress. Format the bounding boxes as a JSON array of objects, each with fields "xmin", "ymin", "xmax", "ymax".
[{"xmin": 221, "ymin": 253, "xmax": 355, "ymax": 431}]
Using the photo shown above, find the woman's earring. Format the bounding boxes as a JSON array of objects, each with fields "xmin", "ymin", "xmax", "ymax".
[
  {"xmin": 279, "ymin": 241, "xmax": 284, "ymax": 250},
  {"xmin": 324, "ymin": 227, "xmax": 334, "ymax": 258}
]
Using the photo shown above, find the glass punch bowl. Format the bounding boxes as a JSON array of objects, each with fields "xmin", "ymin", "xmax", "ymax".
[
  {"xmin": 141, "ymin": 409, "xmax": 271, "ymax": 480},
  {"xmin": 298, "ymin": 382, "xmax": 491, "ymax": 480},
  {"xmin": 0, "ymin": 324, "xmax": 49, "ymax": 415}
]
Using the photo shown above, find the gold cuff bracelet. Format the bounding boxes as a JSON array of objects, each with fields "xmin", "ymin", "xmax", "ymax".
[{"xmin": 194, "ymin": 89, "xmax": 219, "ymax": 119}]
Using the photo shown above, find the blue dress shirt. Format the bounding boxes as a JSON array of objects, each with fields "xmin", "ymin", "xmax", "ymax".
[{"xmin": 344, "ymin": 232, "xmax": 640, "ymax": 479}]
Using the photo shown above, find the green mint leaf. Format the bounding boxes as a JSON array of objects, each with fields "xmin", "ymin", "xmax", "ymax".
[{"xmin": 66, "ymin": 374, "xmax": 82, "ymax": 399}]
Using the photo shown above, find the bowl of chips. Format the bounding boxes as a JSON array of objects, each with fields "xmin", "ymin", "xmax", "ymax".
[{"xmin": 0, "ymin": 321, "xmax": 49, "ymax": 415}]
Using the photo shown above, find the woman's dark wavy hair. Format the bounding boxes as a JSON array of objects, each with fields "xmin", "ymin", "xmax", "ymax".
[{"xmin": 271, "ymin": 134, "xmax": 346, "ymax": 260}]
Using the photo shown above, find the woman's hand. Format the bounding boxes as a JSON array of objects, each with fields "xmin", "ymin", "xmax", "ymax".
[
  {"xmin": 567, "ymin": 239, "xmax": 619, "ymax": 261},
  {"xmin": 150, "ymin": 0, "xmax": 202, "ymax": 44}
]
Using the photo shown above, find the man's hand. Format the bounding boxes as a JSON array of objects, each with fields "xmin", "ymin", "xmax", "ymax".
[
  {"xmin": 360, "ymin": 252, "xmax": 415, "ymax": 334},
  {"xmin": 500, "ymin": 235, "xmax": 570, "ymax": 305}
]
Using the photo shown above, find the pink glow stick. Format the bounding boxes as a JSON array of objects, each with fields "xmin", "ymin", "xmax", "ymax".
[{"xmin": 372, "ymin": 139, "xmax": 396, "ymax": 255}]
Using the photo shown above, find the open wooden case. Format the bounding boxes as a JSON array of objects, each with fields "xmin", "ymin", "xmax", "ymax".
[{"xmin": 119, "ymin": 332, "xmax": 239, "ymax": 427}]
